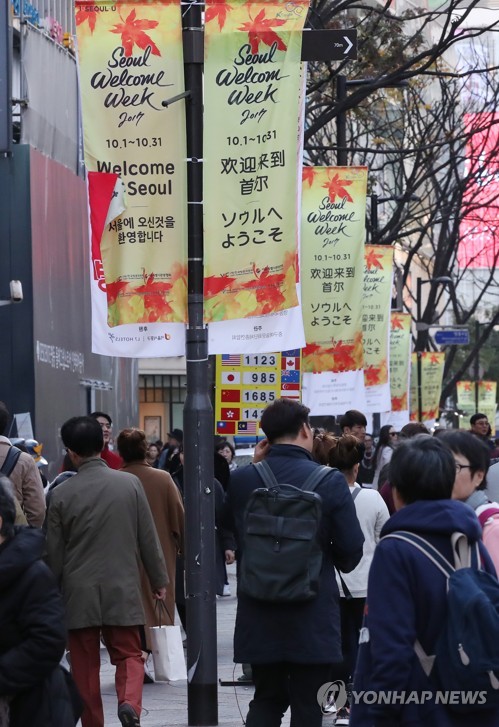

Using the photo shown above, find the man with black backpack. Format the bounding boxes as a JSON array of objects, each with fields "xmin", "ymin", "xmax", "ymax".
[
  {"xmin": 225, "ymin": 398, "xmax": 364, "ymax": 727},
  {"xmin": 0, "ymin": 402, "xmax": 45, "ymax": 527}
]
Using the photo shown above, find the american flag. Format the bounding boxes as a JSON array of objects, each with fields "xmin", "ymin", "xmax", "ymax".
[
  {"xmin": 238, "ymin": 421, "xmax": 257, "ymax": 433},
  {"xmin": 221, "ymin": 354, "xmax": 241, "ymax": 366}
]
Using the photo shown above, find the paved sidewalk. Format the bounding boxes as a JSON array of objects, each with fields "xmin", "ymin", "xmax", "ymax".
[{"xmin": 89, "ymin": 564, "xmax": 335, "ymax": 726}]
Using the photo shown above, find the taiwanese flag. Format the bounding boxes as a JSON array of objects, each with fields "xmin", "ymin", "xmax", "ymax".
[
  {"xmin": 281, "ymin": 356, "xmax": 300, "ymax": 371},
  {"xmin": 221, "ymin": 389, "xmax": 241, "ymax": 403},
  {"xmin": 217, "ymin": 421, "xmax": 236, "ymax": 434},
  {"xmin": 221, "ymin": 407, "xmax": 240, "ymax": 421}
]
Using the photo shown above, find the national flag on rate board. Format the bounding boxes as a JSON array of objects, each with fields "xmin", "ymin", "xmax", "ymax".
[
  {"xmin": 221, "ymin": 389, "xmax": 241, "ymax": 403},
  {"xmin": 281, "ymin": 381, "xmax": 300, "ymax": 391},
  {"xmin": 281, "ymin": 390, "xmax": 300, "ymax": 399},
  {"xmin": 282, "ymin": 349, "xmax": 300, "ymax": 357},
  {"xmin": 281, "ymin": 369, "xmax": 300, "ymax": 383},
  {"xmin": 238, "ymin": 421, "xmax": 257, "ymax": 433},
  {"xmin": 221, "ymin": 354, "xmax": 241, "ymax": 366},
  {"xmin": 221, "ymin": 372, "xmax": 241, "ymax": 384},
  {"xmin": 221, "ymin": 407, "xmax": 240, "ymax": 421},
  {"xmin": 217, "ymin": 421, "xmax": 235, "ymax": 434},
  {"xmin": 281, "ymin": 357, "xmax": 300, "ymax": 371}
]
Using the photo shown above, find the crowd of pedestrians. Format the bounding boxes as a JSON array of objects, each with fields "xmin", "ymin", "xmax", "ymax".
[{"xmin": 1, "ymin": 395, "xmax": 499, "ymax": 727}]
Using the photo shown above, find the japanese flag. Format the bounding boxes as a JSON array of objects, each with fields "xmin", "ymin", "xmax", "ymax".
[{"xmin": 221, "ymin": 372, "xmax": 241, "ymax": 384}]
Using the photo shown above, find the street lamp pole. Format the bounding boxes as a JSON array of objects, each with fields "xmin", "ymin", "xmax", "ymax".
[{"xmin": 475, "ymin": 319, "xmax": 480, "ymax": 414}]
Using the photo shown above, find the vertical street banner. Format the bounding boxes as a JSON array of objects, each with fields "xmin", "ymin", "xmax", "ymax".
[
  {"xmin": 382, "ymin": 312, "xmax": 411, "ymax": 429},
  {"xmin": 214, "ymin": 349, "xmax": 301, "ymax": 435},
  {"xmin": 456, "ymin": 380, "xmax": 475, "ymax": 416},
  {"xmin": 203, "ymin": 0, "xmax": 309, "ymax": 323},
  {"xmin": 362, "ymin": 245, "xmax": 393, "ymax": 413},
  {"xmin": 409, "ymin": 352, "xmax": 445, "ymax": 424},
  {"xmin": 301, "ymin": 166, "xmax": 368, "ymax": 416},
  {"xmin": 75, "ymin": 0, "xmax": 187, "ymax": 357},
  {"xmin": 478, "ymin": 381, "xmax": 497, "ymax": 435}
]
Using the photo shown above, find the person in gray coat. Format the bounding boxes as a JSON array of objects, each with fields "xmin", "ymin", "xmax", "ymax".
[{"xmin": 46, "ymin": 416, "xmax": 168, "ymax": 727}]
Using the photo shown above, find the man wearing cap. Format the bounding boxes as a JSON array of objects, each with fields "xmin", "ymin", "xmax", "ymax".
[
  {"xmin": 158, "ymin": 429, "xmax": 183, "ymax": 473},
  {"xmin": 90, "ymin": 411, "xmax": 123, "ymax": 470}
]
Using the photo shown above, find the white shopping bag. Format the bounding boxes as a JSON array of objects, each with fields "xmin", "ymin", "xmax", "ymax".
[{"xmin": 149, "ymin": 602, "xmax": 187, "ymax": 682}]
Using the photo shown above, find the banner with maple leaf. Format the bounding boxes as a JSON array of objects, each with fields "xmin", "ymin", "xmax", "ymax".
[
  {"xmin": 380, "ymin": 312, "xmax": 411, "ymax": 429},
  {"xmin": 75, "ymin": 0, "xmax": 187, "ymax": 356},
  {"xmin": 456, "ymin": 380, "xmax": 476, "ymax": 417},
  {"xmin": 301, "ymin": 166, "xmax": 368, "ymax": 374},
  {"xmin": 203, "ymin": 0, "xmax": 309, "ymax": 323},
  {"xmin": 410, "ymin": 351, "xmax": 445, "ymax": 424},
  {"xmin": 477, "ymin": 381, "xmax": 497, "ymax": 433},
  {"xmin": 362, "ymin": 245, "xmax": 393, "ymax": 413}
]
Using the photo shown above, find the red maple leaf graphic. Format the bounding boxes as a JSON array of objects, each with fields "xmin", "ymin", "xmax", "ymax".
[
  {"xmin": 485, "ymin": 382, "xmax": 494, "ymax": 391},
  {"xmin": 365, "ymin": 249, "xmax": 384, "ymax": 270},
  {"xmin": 205, "ymin": 1, "xmax": 231, "ymax": 30},
  {"xmin": 204, "ymin": 274, "xmax": 236, "ymax": 298},
  {"xmin": 302, "ymin": 167, "xmax": 316, "ymax": 187},
  {"xmin": 238, "ymin": 8, "xmax": 287, "ymax": 55},
  {"xmin": 463, "ymin": 382, "xmax": 472, "ymax": 391},
  {"xmin": 392, "ymin": 394, "xmax": 407, "ymax": 412},
  {"xmin": 429, "ymin": 354, "xmax": 441, "ymax": 365},
  {"xmin": 302, "ymin": 343, "xmax": 322, "ymax": 358},
  {"xmin": 391, "ymin": 315, "xmax": 404, "ymax": 330},
  {"xmin": 326, "ymin": 341, "xmax": 355, "ymax": 371},
  {"xmin": 106, "ymin": 280, "xmax": 129, "ymax": 305},
  {"xmin": 322, "ymin": 173, "xmax": 354, "ymax": 203},
  {"xmin": 75, "ymin": 7, "xmax": 97, "ymax": 32},
  {"xmin": 244, "ymin": 266, "xmax": 286, "ymax": 314},
  {"xmin": 364, "ymin": 366, "xmax": 382, "ymax": 386},
  {"xmin": 110, "ymin": 9, "xmax": 160, "ymax": 58},
  {"xmin": 135, "ymin": 275, "xmax": 173, "ymax": 321}
]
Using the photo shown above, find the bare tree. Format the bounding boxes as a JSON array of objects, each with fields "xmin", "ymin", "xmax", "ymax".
[{"xmin": 304, "ymin": 1, "xmax": 499, "ymax": 409}]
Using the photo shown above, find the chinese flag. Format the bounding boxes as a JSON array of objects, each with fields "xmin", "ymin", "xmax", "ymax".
[{"xmin": 221, "ymin": 389, "xmax": 240, "ymax": 403}]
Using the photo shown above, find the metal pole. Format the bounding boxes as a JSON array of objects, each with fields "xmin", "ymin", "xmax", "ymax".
[
  {"xmin": 370, "ymin": 193, "xmax": 378, "ymax": 244},
  {"xmin": 475, "ymin": 320, "xmax": 479, "ymax": 414},
  {"xmin": 417, "ymin": 278, "xmax": 423, "ymax": 423},
  {"xmin": 181, "ymin": 2, "xmax": 218, "ymax": 725},
  {"xmin": 336, "ymin": 74, "xmax": 347, "ymax": 165}
]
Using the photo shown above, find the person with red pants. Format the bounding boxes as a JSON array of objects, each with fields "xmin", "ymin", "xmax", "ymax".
[{"xmin": 47, "ymin": 416, "xmax": 167, "ymax": 727}]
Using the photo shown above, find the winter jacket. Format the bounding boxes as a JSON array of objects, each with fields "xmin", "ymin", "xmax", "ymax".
[
  {"xmin": 351, "ymin": 499, "xmax": 499, "ymax": 727},
  {"xmin": 0, "ymin": 527, "xmax": 74, "ymax": 727},
  {"xmin": 46, "ymin": 457, "xmax": 168, "ymax": 629},
  {"xmin": 225, "ymin": 444, "xmax": 364, "ymax": 665}
]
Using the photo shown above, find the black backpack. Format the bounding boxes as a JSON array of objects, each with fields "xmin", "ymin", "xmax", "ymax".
[
  {"xmin": 238, "ymin": 460, "xmax": 331, "ymax": 603},
  {"xmin": 0, "ymin": 446, "xmax": 21, "ymax": 477}
]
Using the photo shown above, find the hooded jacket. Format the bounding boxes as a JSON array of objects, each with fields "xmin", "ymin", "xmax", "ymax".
[
  {"xmin": 351, "ymin": 499, "xmax": 499, "ymax": 727},
  {"xmin": 0, "ymin": 527, "xmax": 73, "ymax": 727}
]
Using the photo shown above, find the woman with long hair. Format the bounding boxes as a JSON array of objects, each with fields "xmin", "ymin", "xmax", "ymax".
[{"xmin": 372, "ymin": 424, "xmax": 398, "ymax": 490}]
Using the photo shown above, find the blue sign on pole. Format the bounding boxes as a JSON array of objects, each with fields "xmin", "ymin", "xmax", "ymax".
[{"xmin": 434, "ymin": 329, "xmax": 470, "ymax": 346}]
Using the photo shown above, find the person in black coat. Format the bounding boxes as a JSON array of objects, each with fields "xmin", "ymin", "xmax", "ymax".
[
  {"xmin": 0, "ymin": 475, "xmax": 76, "ymax": 727},
  {"xmin": 225, "ymin": 398, "xmax": 364, "ymax": 727}
]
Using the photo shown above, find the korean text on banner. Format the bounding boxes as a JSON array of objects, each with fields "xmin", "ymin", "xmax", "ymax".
[
  {"xmin": 410, "ymin": 352, "xmax": 445, "ymax": 423},
  {"xmin": 301, "ymin": 166, "xmax": 368, "ymax": 373},
  {"xmin": 387, "ymin": 312, "xmax": 411, "ymax": 428},
  {"xmin": 75, "ymin": 0, "xmax": 187, "ymax": 340},
  {"xmin": 363, "ymin": 245, "xmax": 393, "ymax": 413},
  {"xmin": 203, "ymin": 0, "xmax": 309, "ymax": 322},
  {"xmin": 214, "ymin": 350, "xmax": 302, "ymax": 435}
]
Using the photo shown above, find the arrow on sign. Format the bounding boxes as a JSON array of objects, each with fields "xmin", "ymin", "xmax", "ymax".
[{"xmin": 343, "ymin": 35, "xmax": 353, "ymax": 55}]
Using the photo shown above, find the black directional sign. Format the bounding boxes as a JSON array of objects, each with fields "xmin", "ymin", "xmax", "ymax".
[{"xmin": 301, "ymin": 29, "xmax": 357, "ymax": 62}]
